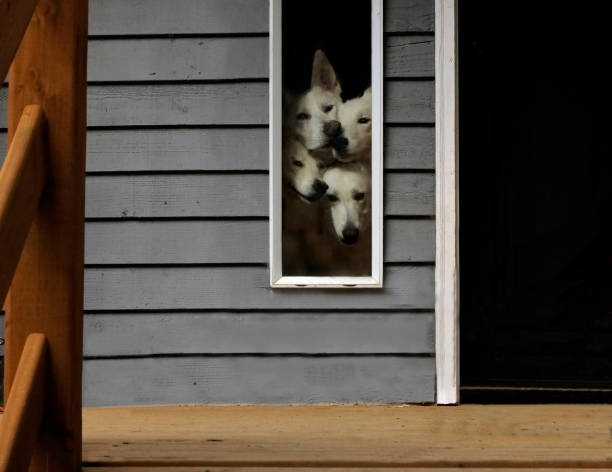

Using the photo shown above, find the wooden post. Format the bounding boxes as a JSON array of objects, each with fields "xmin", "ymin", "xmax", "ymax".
[
  {"xmin": 4, "ymin": 0, "xmax": 88, "ymax": 470},
  {"xmin": 0, "ymin": 334, "xmax": 47, "ymax": 472}
]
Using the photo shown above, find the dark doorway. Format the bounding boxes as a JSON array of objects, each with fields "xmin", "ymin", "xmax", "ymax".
[{"xmin": 459, "ymin": 1, "xmax": 612, "ymax": 402}]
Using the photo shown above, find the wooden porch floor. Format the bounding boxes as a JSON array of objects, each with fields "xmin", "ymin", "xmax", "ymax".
[{"xmin": 79, "ymin": 404, "xmax": 612, "ymax": 470}]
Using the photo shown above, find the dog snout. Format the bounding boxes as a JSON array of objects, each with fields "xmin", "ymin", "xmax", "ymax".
[
  {"xmin": 323, "ymin": 120, "xmax": 342, "ymax": 137},
  {"xmin": 313, "ymin": 179, "xmax": 328, "ymax": 193},
  {"xmin": 341, "ymin": 225, "xmax": 359, "ymax": 245},
  {"xmin": 329, "ymin": 135, "xmax": 348, "ymax": 155},
  {"xmin": 335, "ymin": 136, "xmax": 349, "ymax": 148},
  {"xmin": 305, "ymin": 179, "xmax": 329, "ymax": 202}
]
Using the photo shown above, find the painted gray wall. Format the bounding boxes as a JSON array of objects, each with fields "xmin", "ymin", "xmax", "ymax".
[{"xmin": 0, "ymin": 0, "xmax": 436, "ymax": 405}]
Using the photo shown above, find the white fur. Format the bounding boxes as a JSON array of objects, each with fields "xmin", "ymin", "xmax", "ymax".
[
  {"xmin": 283, "ymin": 50, "xmax": 342, "ymax": 151},
  {"xmin": 323, "ymin": 164, "xmax": 370, "ymax": 242},
  {"xmin": 283, "ymin": 138, "xmax": 326, "ymax": 201},
  {"xmin": 337, "ymin": 87, "xmax": 372, "ymax": 162}
]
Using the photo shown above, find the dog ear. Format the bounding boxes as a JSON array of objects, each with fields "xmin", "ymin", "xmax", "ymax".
[
  {"xmin": 311, "ymin": 49, "xmax": 342, "ymax": 96},
  {"xmin": 362, "ymin": 86, "xmax": 372, "ymax": 99}
]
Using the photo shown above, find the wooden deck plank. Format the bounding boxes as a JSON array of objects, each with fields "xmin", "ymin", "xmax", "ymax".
[
  {"xmin": 82, "ymin": 469, "xmax": 611, "ymax": 472},
  {"xmin": 82, "ymin": 405, "xmax": 612, "ymax": 468}
]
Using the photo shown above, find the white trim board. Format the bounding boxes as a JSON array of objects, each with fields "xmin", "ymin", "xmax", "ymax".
[
  {"xmin": 268, "ymin": 0, "xmax": 384, "ymax": 288},
  {"xmin": 435, "ymin": 0, "xmax": 459, "ymax": 404}
]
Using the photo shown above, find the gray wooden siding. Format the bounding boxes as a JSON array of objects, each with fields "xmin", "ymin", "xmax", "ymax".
[
  {"xmin": 0, "ymin": 0, "xmax": 436, "ymax": 406},
  {"xmin": 84, "ymin": 220, "xmax": 435, "ymax": 264}
]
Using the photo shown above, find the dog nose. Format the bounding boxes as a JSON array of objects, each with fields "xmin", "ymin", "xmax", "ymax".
[
  {"xmin": 335, "ymin": 136, "xmax": 348, "ymax": 147},
  {"xmin": 323, "ymin": 120, "xmax": 342, "ymax": 137},
  {"xmin": 342, "ymin": 226, "xmax": 359, "ymax": 245},
  {"xmin": 313, "ymin": 179, "xmax": 328, "ymax": 193}
]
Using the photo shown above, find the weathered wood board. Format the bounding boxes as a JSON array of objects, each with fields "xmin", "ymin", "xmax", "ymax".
[
  {"xmin": 83, "ymin": 356, "xmax": 435, "ymax": 405},
  {"xmin": 84, "ymin": 219, "xmax": 435, "ymax": 264},
  {"xmin": 85, "ymin": 173, "xmax": 434, "ymax": 218},
  {"xmin": 87, "ymin": 36, "xmax": 433, "ymax": 81},
  {"xmin": 84, "ymin": 265, "xmax": 434, "ymax": 311},
  {"xmin": 2, "ymin": 127, "xmax": 434, "ymax": 172},
  {"xmin": 1, "ymin": 81, "xmax": 434, "ymax": 127},
  {"xmin": 80, "ymin": 405, "xmax": 612, "ymax": 467},
  {"xmin": 1, "ymin": 312, "xmax": 433, "ymax": 356},
  {"xmin": 88, "ymin": 0, "xmax": 434, "ymax": 35}
]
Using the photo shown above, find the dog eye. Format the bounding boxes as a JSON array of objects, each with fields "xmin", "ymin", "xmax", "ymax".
[
  {"xmin": 354, "ymin": 192, "xmax": 365, "ymax": 201},
  {"xmin": 296, "ymin": 112, "xmax": 310, "ymax": 120},
  {"xmin": 317, "ymin": 161, "xmax": 327, "ymax": 170},
  {"xmin": 292, "ymin": 159, "xmax": 304, "ymax": 167},
  {"xmin": 358, "ymin": 117, "xmax": 370, "ymax": 124},
  {"xmin": 323, "ymin": 104, "xmax": 334, "ymax": 113},
  {"xmin": 327, "ymin": 194, "xmax": 339, "ymax": 202}
]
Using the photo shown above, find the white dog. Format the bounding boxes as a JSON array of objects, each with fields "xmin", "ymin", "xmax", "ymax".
[
  {"xmin": 335, "ymin": 87, "xmax": 371, "ymax": 163},
  {"xmin": 283, "ymin": 50, "xmax": 347, "ymax": 154},
  {"xmin": 282, "ymin": 137, "xmax": 328, "ymax": 202},
  {"xmin": 323, "ymin": 163, "xmax": 371, "ymax": 245}
]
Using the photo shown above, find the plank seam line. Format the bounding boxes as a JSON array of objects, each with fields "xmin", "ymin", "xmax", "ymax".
[
  {"xmin": 79, "ymin": 460, "xmax": 612, "ymax": 469},
  {"xmin": 83, "ymin": 353, "xmax": 436, "ymax": 360}
]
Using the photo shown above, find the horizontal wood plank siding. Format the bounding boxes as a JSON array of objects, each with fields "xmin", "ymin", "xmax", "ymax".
[
  {"xmin": 1, "ymin": 0, "xmax": 437, "ymax": 405},
  {"xmin": 1, "ymin": 313, "xmax": 434, "ymax": 356},
  {"xmin": 83, "ymin": 356, "xmax": 435, "ymax": 405},
  {"xmin": 83, "ymin": 313, "xmax": 434, "ymax": 356},
  {"xmin": 88, "ymin": 0, "xmax": 434, "ymax": 35},
  {"xmin": 84, "ymin": 266, "xmax": 434, "ymax": 311},
  {"xmin": 84, "ymin": 173, "xmax": 434, "ymax": 218},
  {"xmin": 1, "ymin": 81, "xmax": 434, "ymax": 127},
  {"xmin": 87, "ymin": 36, "xmax": 432, "ymax": 81},
  {"xmin": 84, "ymin": 219, "xmax": 435, "ymax": 264},
  {"xmin": 3, "ymin": 126, "xmax": 434, "ymax": 172}
]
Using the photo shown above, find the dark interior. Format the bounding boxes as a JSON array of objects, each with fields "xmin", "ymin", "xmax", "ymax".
[
  {"xmin": 459, "ymin": 1, "xmax": 612, "ymax": 402},
  {"xmin": 282, "ymin": 0, "xmax": 371, "ymax": 100}
]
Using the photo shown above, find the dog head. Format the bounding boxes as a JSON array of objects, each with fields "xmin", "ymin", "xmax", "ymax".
[
  {"xmin": 336, "ymin": 87, "xmax": 372, "ymax": 161},
  {"xmin": 323, "ymin": 164, "xmax": 370, "ymax": 244},
  {"xmin": 283, "ymin": 138, "xmax": 328, "ymax": 202},
  {"xmin": 284, "ymin": 50, "xmax": 347, "ymax": 153}
]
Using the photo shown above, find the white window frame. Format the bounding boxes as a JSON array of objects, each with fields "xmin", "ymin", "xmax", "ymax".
[
  {"xmin": 435, "ymin": 0, "xmax": 459, "ymax": 404},
  {"xmin": 269, "ymin": 0, "xmax": 384, "ymax": 289}
]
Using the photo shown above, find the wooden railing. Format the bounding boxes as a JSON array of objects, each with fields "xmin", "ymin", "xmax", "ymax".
[
  {"xmin": 0, "ymin": 106, "xmax": 45, "ymax": 305},
  {"xmin": 0, "ymin": 0, "xmax": 87, "ymax": 470}
]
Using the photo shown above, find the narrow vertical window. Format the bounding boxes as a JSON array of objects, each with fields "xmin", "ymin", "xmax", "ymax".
[{"xmin": 270, "ymin": 0, "xmax": 383, "ymax": 287}]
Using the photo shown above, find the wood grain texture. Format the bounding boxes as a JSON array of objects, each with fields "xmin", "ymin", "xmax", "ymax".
[
  {"xmin": 88, "ymin": 37, "xmax": 269, "ymax": 81},
  {"xmin": 88, "ymin": 0, "xmax": 433, "ymax": 35},
  {"xmin": 86, "ymin": 83, "xmax": 268, "ymax": 127},
  {"xmin": 435, "ymin": 0, "xmax": 459, "ymax": 405},
  {"xmin": 0, "ymin": 105, "xmax": 45, "ymax": 306},
  {"xmin": 1, "ymin": 81, "xmax": 435, "ymax": 127},
  {"xmin": 86, "ymin": 128, "xmax": 269, "ymax": 172},
  {"xmin": 386, "ymin": 81, "xmax": 435, "ymax": 123},
  {"xmin": 4, "ymin": 0, "xmax": 88, "ymax": 468},
  {"xmin": 81, "ymin": 469, "xmax": 612, "ymax": 472},
  {"xmin": 84, "ymin": 266, "xmax": 434, "ymax": 311},
  {"xmin": 3, "ymin": 126, "xmax": 434, "ymax": 172},
  {"xmin": 89, "ymin": 0, "xmax": 270, "ymax": 35},
  {"xmin": 385, "ymin": 0, "xmax": 435, "ymax": 33},
  {"xmin": 84, "ymin": 219, "xmax": 434, "ymax": 264},
  {"xmin": 0, "ymin": 334, "xmax": 46, "ymax": 472},
  {"xmin": 0, "ymin": 0, "xmax": 39, "ymax": 82},
  {"xmin": 86, "ymin": 126, "xmax": 433, "ymax": 172},
  {"xmin": 82, "ymin": 357, "xmax": 435, "ymax": 406},
  {"xmin": 81, "ymin": 405, "xmax": 612, "ymax": 467},
  {"xmin": 84, "ymin": 173, "xmax": 434, "ymax": 218},
  {"xmin": 81, "ymin": 312, "xmax": 434, "ymax": 356},
  {"xmin": 87, "ymin": 36, "xmax": 432, "ymax": 81},
  {"xmin": 386, "ymin": 36, "xmax": 434, "ymax": 78},
  {"xmin": 0, "ymin": 311, "xmax": 435, "ymax": 356}
]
